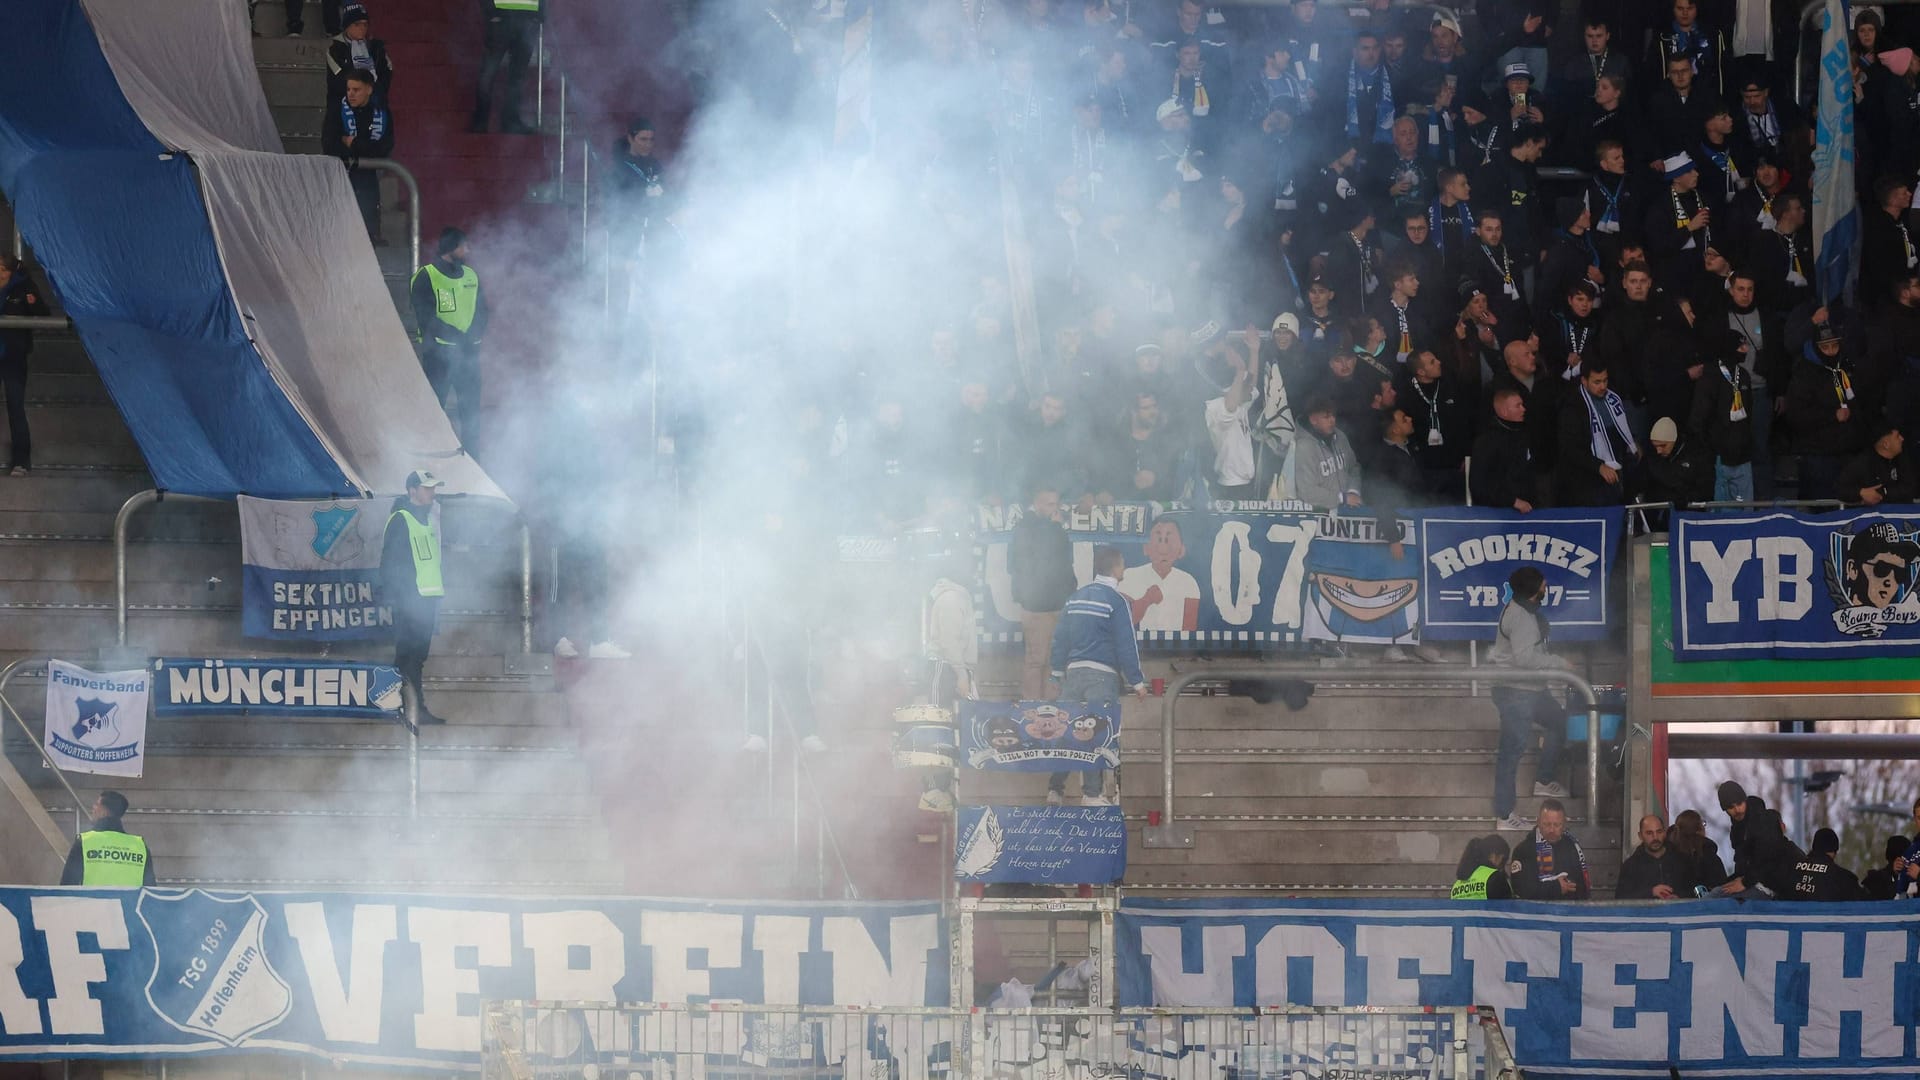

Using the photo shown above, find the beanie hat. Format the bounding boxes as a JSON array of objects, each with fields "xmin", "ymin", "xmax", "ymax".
[
  {"xmin": 340, "ymin": 3, "xmax": 369, "ymax": 27},
  {"xmin": 1717, "ymin": 780, "xmax": 1748, "ymax": 810}
]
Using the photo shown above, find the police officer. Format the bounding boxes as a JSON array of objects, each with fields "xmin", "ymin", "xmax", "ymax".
[
  {"xmin": 1788, "ymin": 827, "xmax": 1865, "ymax": 900},
  {"xmin": 470, "ymin": 0, "xmax": 542, "ymax": 133},
  {"xmin": 1450, "ymin": 835, "xmax": 1514, "ymax": 899},
  {"xmin": 60, "ymin": 791, "xmax": 154, "ymax": 886},
  {"xmin": 383, "ymin": 470, "xmax": 449, "ymax": 725},
  {"xmin": 409, "ymin": 228, "xmax": 486, "ymax": 444}
]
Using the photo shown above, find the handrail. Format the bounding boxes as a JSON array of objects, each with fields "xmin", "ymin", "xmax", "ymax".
[
  {"xmin": 1148, "ymin": 664, "xmax": 1601, "ymax": 849},
  {"xmin": 114, "ymin": 489, "xmax": 535, "ymax": 658},
  {"xmin": 356, "ymin": 158, "xmax": 422, "ymax": 275},
  {"xmin": 0, "ymin": 316, "xmax": 69, "ymax": 331},
  {"xmin": 0, "ymin": 659, "xmax": 97, "ymax": 849},
  {"xmin": 741, "ymin": 614, "xmax": 859, "ymax": 900}
]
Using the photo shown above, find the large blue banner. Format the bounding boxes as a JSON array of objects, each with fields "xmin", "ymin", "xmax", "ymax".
[
  {"xmin": 0, "ymin": 888, "xmax": 945, "ymax": 1065},
  {"xmin": 1117, "ymin": 898, "xmax": 1918, "ymax": 1078},
  {"xmin": 152, "ymin": 659, "xmax": 404, "ymax": 719},
  {"xmin": 974, "ymin": 502, "xmax": 1422, "ymax": 647},
  {"xmin": 1417, "ymin": 509, "xmax": 1622, "ymax": 640},
  {"xmin": 1669, "ymin": 508, "xmax": 1920, "ymax": 659}
]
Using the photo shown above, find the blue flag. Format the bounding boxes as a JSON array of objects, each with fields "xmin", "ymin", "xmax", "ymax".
[{"xmin": 1812, "ymin": 0, "xmax": 1858, "ymax": 305}]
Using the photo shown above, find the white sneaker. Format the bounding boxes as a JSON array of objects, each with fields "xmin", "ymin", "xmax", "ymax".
[
  {"xmin": 1079, "ymin": 794, "xmax": 1114, "ymax": 807},
  {"xmin": 1532, "ymin": 781, "xmax": 1570, "ymax": 797},
  {"xmin": 918, "ymin": 789, "xmax": 955, "ymax": 812},
  {"xmin": 742, "ymin": 734, "xmax": 768, "ymax": 753},
  {"xmin": 1045, "ymin": 789, "xmax": 1065, "ymax": 806},
  {"xmin": 799, "ymin": 734, "xmax": 828, "ymax": 754},
  {"xmin": 1381, "ymin": 645, "xmax": 1413, "ymax": 663},
  {"xmin": 553, "ymin": 637, "xmax": 580, "ymax": 659},
  {"xmin": 588, "ymin": 640, "xmax": 633, "ymax": 660},
  {"xmin": 1495, "ymin": 813, "xmax": 1532, "ymax": 831},
  {"xmin": 1413, "ymin": 643, "xmax": 1448, "ymax": 664}
]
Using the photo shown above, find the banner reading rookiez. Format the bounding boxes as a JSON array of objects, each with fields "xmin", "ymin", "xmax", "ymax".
[{"xmin": 43, "ymin": 661, "xmax": 149, "ymax": 777}]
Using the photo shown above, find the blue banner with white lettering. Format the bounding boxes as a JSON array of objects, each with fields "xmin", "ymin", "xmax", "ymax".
[
  {"xmin": 1117, "ymin": 897, "xmax": 1920, "ymax": 1078},
  {"xmin": 238, "ymin": 496, "xmax": 404, "ymax": 641},
  {"xmin": 1669, "ymin": 507, "xmax": 1920, "ymax": 659},
  {"xmin": 955, "ymin": 805, "xmax": 1127, "ymax": 884},
  {"xmin": 958, "ymin": 700, "xmax": 1120, "ymax": 772},
  {"xmin": 152, "ymin": 659, "xmax": 404, "ymax": 719},
  {"xmin": 0, "ymin": 888, "xmax": 945, "ymax": 1065},
  {"xmin": 973, "ymin": 502, "xmax": 1418, "ymax": 648},
  {"xmin": 1417, "ymin": 509, "xmax": 1621, "ymax": 640}
]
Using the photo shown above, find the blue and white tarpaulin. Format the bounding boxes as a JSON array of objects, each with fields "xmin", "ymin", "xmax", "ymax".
[
  {"xmin": 152, "ymin": 659, "xmax": 403, "ymax": 719},
  {"xmin": 955, "ymin": 806, "xmax": 1126, "ymax": 884},
  {"xmin": 957, "ymin": 700, "xmax": 1120, "ymax": 772},
  {"xmin": 1116, "ymin": 898, "xmax": 1920, "ymax": 1077},
  {"xmin": 238, "ymin": 495, "xmax": 411, "ymax": 641},
  {"xmin": 1669, "ymin": 507, "xmax": 1920, "ymax": 658},
  {"xmin": 43, "ymin": 661, "xmax": 149, "ymax": 778},
  {"xmin": 1417, "ymin": 509, "xmax": 1621, "ymax": 640},
  {"xmin": 0, "ymin": 888, "xmax": 946, "ymax": 1065}
]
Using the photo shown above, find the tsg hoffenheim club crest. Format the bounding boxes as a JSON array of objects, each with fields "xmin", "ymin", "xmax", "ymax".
[
  {"xmin": 138, "ymin": 891, "xmax": 292, "ymax": 1047},
  {"xmin": 307, "ymin": 504, "xmax": 366, "ymax": 564}
]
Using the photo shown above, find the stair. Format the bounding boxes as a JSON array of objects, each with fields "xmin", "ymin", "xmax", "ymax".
[{"xmin": 0, "ymin": 333, "xmax": 617, "ymax": 893}]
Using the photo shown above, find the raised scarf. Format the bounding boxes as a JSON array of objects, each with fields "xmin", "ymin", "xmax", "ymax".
[
  {"xmin": 1580, "ymin": 386, "xmax": 1636, "ymax": 468},
  {"xmin": 1345, "ymin": 60, "xmax": 1393, "ymax": 142}
]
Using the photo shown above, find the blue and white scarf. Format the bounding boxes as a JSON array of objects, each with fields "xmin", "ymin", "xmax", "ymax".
[
  {"xmin": 339, "ymin": 97, "xmax": 386, "ymax": 143},
  {"xmin": 1429, "ymin": 196, "xmax": 1473, "ymax": 254},
  {"xmin": 1580, "ymin": 386, "xmax": 1636, "ymax": 468},
  {"xmin": 1344, "ymin": 61, "xmax": 1394, "ymax": 143}
]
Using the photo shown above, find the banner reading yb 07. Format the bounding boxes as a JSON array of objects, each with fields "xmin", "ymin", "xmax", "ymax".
[{"xmin": 0, "ymin": 889, "xmax": 946, "ymax": 1065}]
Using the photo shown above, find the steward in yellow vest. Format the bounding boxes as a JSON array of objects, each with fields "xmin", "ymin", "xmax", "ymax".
[
  {"xmin": 1450, "ymin": 835, "xmax": 1512, "ymax": 900},
  {"xmin": 407, "ymin": 228, "xmax": 486, "ymax": 444},
  {"xmin": 381, "ymin": 470, "xmax": 449, "ymax": 725},
  {"xmin": 61, "ymin": 791, "xmax": 154, "ymax": 887}
]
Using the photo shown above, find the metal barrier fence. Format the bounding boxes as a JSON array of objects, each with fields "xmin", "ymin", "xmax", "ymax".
[{"xmin": 482, "ymin": 1002, "xmax": 1524, "ymax": 1080}]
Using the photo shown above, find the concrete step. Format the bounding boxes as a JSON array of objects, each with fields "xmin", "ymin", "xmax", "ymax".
[
  {"xmin": 156, "ymin": 852, "xmax": 624, "ymax": 890},
  {"xmin": 7, "ymin": 743, "xmax": 588, "ymax": 794},
  {"xmin": 7, "ymin": 708, "xmax": 574, "ymax": 746},
  {"xmin": 249, "ymin": 34, "xmax": 332, "ymax": 69},
  {"xmin": 256, "ymin": 66, "xmax": 326, "ymax": 105},
  {"xmin": 130, "ymin": 815, "xmax": 612, "ymax": 864},
  {"xmin": 42, "ymin": 786, "xmax": 600, "ymax": 819},
  {"xmin": 0, "ymin": 608, "xmax": 525, "ymax": 655},
  {"xmin": 270, "ymin": 103, "xmax": 324, "ymax": 139}
]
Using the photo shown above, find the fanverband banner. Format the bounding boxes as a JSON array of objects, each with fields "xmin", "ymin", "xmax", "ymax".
[
  {"xmin": 0, "ymin": 889, "xmax": 945, "ymax": 1065},
  {"xmin": 1117, "ymin": 897, "xmax": 1917, "ymax": 1078},
  {"xmin": 1669, "ymin": 507, "xmax": 1920, "ymax": 659}
]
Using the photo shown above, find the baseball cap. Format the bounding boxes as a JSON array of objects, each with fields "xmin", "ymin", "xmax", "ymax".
[
  {"xmin": 1503, "ymin": 62, "xmax": 1533, "ymax": 82},
  {"xmin": 405, "ymin": 470, "xmax": 447, "ymax": 490},
  {"xmin": 1852, "ymin": 521, "xmax": 1920, "ymax": 562},
  {"xmin": 1272, "ymin": 312, "xmax": 1301, "ymax": 335},
  {"xmin": 1814, "ymin": 322, "xmax": 1843, "ymax": 344},
  {"xmin": 1431, "ymin": 11, "xmax": 1462, "ymax": 35}
]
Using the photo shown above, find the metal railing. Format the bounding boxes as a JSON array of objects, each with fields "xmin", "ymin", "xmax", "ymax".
[
  {"xmin": 112, "ymin": 489, "xmax": 534, "ymax": 657},
  {"xmin": 1624, "ymin": 498, "xmax": 1847, "ymax": 536},
  {"xmin": 482, "ymin": 1001, "xmax": 1514, "ymax": 1080},
  {"xmin": 1147, "ymin": 665, "xmax": 1602, "ymax": 851},
  {"xmin": 740, "ymin": 614, "xmax": 859, "ymax": 900},
  {"xmin": 356, "ymin": 157, "xmax": 423, "ymax": 274},
  {"xmin": 0, "ymin": 660, "xmax": 88, "ymax": 857}
]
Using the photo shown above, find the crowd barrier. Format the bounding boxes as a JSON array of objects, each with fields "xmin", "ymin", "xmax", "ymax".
[{"xmin": 480, "ymin": 1001, "xmax": 1523, "ymax": 1080}]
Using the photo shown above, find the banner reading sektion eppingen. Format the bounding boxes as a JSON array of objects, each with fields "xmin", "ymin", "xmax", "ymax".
[
  {"xmin": 0, "ymin": 889, "xmax": 945, "ymax": 1066},
  {"xmin": 1670, "ymin": 507, "xmax": 1920, "ymax": 659},
  {"xmin": 238, "ymin": 496, "xmax": 421, "ymax": 641},
  {"xmin": 1117, "ymin": 897, "xmax": 1916, "ymax": 1077}
]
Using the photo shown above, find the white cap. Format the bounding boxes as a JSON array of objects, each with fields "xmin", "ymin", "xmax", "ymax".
[
  {"xmin": 1503, "ymin": 61, "xmax": 1532, "ymax": 82},
  {"xmin": 1272, "ymin": 312, "xmax": 1301, "ymax": 335},
  {"xmin": 405, "ymin": 470, "xmax": 446, "ymax": 489},
  {"xmin": 1432, "ymin": 11, "xmax": 1462, "ymax": 35}
]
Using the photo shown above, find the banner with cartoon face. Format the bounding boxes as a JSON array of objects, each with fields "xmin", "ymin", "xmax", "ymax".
[
  {"xmin": 44, "ymin": 661, "xmax": 149, "ymax": 777},
  {"xmin": 1671, "ymin": 508, "xmax": 1920, "ymax": 659},
  {"xmin": 958, "ymin": 700, "xmax": 1121, "ymax": 772}
]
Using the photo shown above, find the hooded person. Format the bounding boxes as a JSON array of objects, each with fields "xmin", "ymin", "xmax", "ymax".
[{"xmin": 1535, "ymin": 196, "xmax": 1604, "ymax": 328}]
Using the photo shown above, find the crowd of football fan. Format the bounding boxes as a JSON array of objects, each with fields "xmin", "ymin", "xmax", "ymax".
[{"xmin": 814, "ymin": 0, "xmax": 1920, "ymax": 534}]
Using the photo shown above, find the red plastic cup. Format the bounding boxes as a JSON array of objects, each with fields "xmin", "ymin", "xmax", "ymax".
[
  {"xmin": 1147, "ymin": 810, "xmax": 1162, "ymax": 826},
  {"xmin": 1151, "ymin": 677, "xmax": 1166, "ymax": 696}
]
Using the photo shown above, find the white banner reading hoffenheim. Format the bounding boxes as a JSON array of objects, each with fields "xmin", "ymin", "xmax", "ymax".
[{"xmin": 44, "ymin": 661, "xmax": 150, "ymax": 777}]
